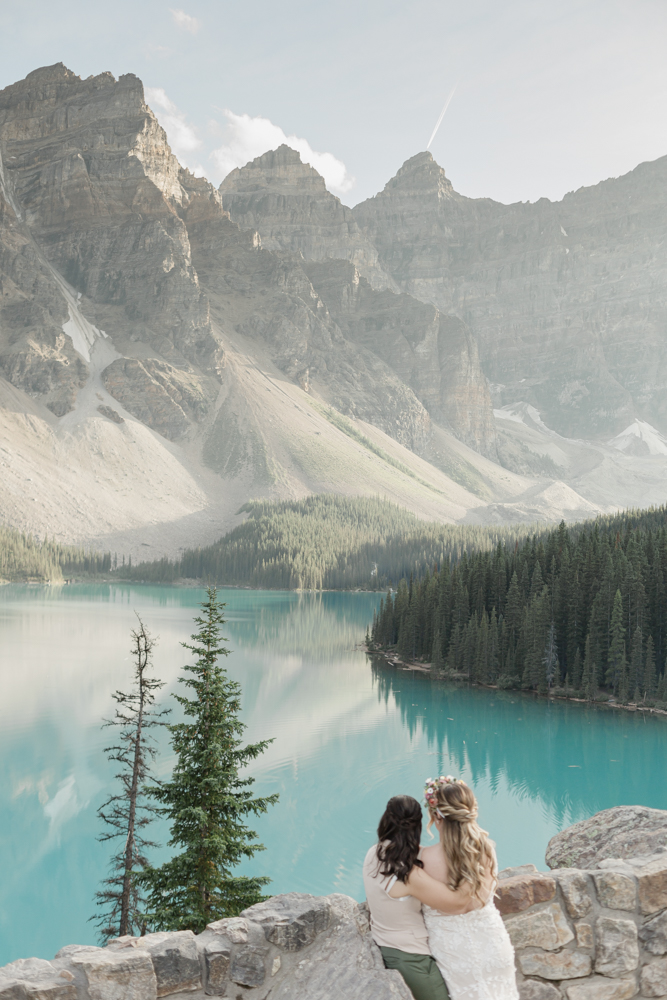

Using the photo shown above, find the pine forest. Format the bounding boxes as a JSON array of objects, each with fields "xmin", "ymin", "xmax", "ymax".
[{"xmin": 369, "ymin": 506, "xmax": 667, "ymax": 705}]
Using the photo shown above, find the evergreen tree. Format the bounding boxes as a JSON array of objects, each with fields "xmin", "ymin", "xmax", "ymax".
[
  {"xmin": 571, "ymin": 647, "xmax": 582, "ymax": 691},
  {"xmin": 644, "ymin": 635, "xmax": 657, "ymax": 697},
  {"xmin": 581, "ymin": 633, "xmax": 597, "ymax": 702},
  {"xmin": 606, "ymin": 590, "xmax": 626, "ymax": 695},
  {"xmin": 488, "ymin": 610, "xmax": 500, "ymax": 683},
  {"xmin": 630, "ymin": 626, "xmax": 644, "ymax": 694},
  {"xmin": 618, "ymin": 655, "xmax": 629, "ymax": 703},
  {"xmin": 543, "ymin": 622, "xmax": 558, "ymax": 693},
  {"xmin": 93, "ymin": 618, "xmax": 166, "ymax": 941},
  {"xmin": 139, "ymin": 589, "xmax": 278, "ymax": 932},
  {"xmin": 657, "ymin": 667, "xmax": 667, "ymax": 703},
  {"xmin": 431, "ymin": 626, "xmax": 445, "ymax": 673}
]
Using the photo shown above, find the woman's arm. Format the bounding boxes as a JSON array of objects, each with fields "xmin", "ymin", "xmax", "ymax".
[{"xmin": 388, "ymin": 866, "xmax": 474, "ymax": 913}]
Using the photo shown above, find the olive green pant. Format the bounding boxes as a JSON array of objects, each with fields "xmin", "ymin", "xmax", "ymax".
[{"xmin": 379, "ymin": 946, "xmax": 450, "ymax": 1000}]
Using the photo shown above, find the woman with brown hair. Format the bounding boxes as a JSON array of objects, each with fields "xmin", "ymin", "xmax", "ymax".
[
  {"xmin": 418, "ymin": 776, "xmax": 519, "ymax": 999},
  {"xmin": 363, "ymin": 794, "xmax": 474, "ymax": 1000}
]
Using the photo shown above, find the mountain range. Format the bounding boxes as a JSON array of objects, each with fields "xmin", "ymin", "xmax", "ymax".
[{"xmin": 1, "ymin": 63, "xmax": 666, "ymax": 558}]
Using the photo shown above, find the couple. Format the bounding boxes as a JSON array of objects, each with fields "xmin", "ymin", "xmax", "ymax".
[{"xmin": 363, "ymin": 776, "xmax": 518, "ymax": 1000}]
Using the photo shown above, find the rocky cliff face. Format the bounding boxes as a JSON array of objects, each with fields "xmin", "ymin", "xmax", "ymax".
[
  {"xmin": 217, "ymin": 146, "xmax": 498, "ymax": 456},
  {"xmin": 303, "ymin": 259, "xmax": 497, "ymax": 457},
  {"xmin": 354, "ymin": 151, "xmax": 667, "ymax": 439},
  {"xmin": 0, "ymin": 64, "xmax": 218, "ymax": 375},
  {"xmin": 219, "ymin": 145, "xmax": 392, "ymax": 289},
  {"xmin": 0, "ymin": 67, "xmax": 474, "ymax": 460},
  {"xmin": 181, "ymin": 174, "xmax": 432, "ymax": 454}
]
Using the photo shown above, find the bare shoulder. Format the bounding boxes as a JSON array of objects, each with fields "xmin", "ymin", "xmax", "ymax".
[{"xmin": 420, "ymin": 843, "xmax": 448, "ymax": 881}]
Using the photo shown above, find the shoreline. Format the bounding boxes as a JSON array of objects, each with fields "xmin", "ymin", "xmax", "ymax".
[
  {"xmin": 0, "ymin": 576, "xmax": 384, "ymax": 593},
  {"xmin": 367, "ymin": 647, "xmax": 667, "ymax": 719}
]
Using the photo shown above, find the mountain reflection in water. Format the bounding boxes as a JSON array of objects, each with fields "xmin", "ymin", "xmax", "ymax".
[{"xmin": 0, "ymin": 584, "xmax": 665, "ymax": 966}]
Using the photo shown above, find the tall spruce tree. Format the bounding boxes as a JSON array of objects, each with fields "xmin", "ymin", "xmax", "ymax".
[
  {"xmin": 93, "ymin": 618, "xmax": 166, "ymax": 941},
  {"xmin": 139, "ymin": 588, "xmax": 278, "ymax": 932},
  {"xmin": 431, "ymin": 626, "xmax": 445, "ymax": 673},
  {"xmin": 581, "ymin": 633, "xmax": 597, "ymax": 702},
  {"xmin": 630, "ymin": 626, "xmax": 644, "ymax": 696},
  {"xmin": 606, "ymin": 590, "xmax": 626, "ymax": 695},
  {"xmin": 644, "ymin": 635, "xmax": 657, "ymax": 698},
  {"xmin": 543, "ymin": 621, "xmax": 558, "ymax": 693}
]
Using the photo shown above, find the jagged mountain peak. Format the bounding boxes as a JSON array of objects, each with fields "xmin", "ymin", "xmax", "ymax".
[
  {"xmin": 219, "ymin": 141, "xmax": 392, "ymax": 287},
  {"xmin": 1, "ymin": 63, "xmax": 145, "ymax": 113},
  {"xmin": 24, "ymin": 62, "xmax": 79, "ymax": 83},
  {"xmin": 220, "ymin": 144, "xmax": 328, "ymax": 196},
  {"xmin": 365, "ymin": 150, "xmax": 456, "ymax": 204}
]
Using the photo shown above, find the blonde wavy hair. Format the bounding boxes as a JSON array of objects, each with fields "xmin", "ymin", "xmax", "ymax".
[{"xmin": 425, "ymin": 778, "xmax": 495, "ymax": 900}]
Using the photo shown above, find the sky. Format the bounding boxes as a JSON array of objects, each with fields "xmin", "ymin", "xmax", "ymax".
[{"xmin": 1, "ymin": 0, "xmax": 666, "ymax": 206}]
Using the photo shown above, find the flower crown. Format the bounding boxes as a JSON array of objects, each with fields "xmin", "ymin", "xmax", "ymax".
[{"xmin": 424, "ymin": 775, "xmax": 462, "ymax": 812}]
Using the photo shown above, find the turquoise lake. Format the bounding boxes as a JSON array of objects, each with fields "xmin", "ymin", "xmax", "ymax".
[{"xmin": 1, "ymin": 583, "xmax": 666, "ymax": 965}]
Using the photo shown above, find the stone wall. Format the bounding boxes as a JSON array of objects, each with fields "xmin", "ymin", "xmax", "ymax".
[
  {"xmin": 498, "ymin": 852, "xmax": 667, "ymax": 999},
  {"xmin": 4, "ymin": 852, "xmax": 667, "ymax": 1000}
]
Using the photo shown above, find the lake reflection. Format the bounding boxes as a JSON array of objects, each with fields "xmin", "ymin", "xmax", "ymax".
[{"xmin": 0, "ymin": 584, "xmax": 665, "ymax": 965}]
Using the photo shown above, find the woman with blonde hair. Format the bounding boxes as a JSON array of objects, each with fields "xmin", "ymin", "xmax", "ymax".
[
  {"xmin": 423, "ymin": 776, "xmax": 518, "ymax": 998},
  {"xmin": 388, "ymin": 777, "xmax": 518, "ymax": 999}
]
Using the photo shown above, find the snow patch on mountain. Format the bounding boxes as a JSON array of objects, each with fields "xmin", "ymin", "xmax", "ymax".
[
  {"xmin": 494, "ymin": 402, "xmax": 551, "ymax": 433},
  {"xmin": 609, "ymin": 420, "xmax": 667, "ymax": 457}
]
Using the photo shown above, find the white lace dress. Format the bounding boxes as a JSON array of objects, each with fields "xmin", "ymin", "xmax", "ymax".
[{"xmin": 423, "ymin": 895, "xmax": 519, "ymax": 1000}]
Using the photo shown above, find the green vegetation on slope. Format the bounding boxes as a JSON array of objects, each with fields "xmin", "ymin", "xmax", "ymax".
[
  {"xmin": 0, "ymin": 525, "xmax": 114, "ymax": 582},
  {"xmin": 122, "ymin": 495, "xmax": 534, "ymax": 590},
  {"xmin": 370, "ymin": 506, "xmax": 667, "ymax": 705},
  {"xmin": 312, "ymin": 403, "xmax": 446, "ymax": 495}
]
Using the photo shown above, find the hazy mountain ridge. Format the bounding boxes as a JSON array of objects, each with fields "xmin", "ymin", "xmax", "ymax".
[
  {"xmin": 353, "ymin": 151, "xmax": 667, "ymax": 440},
  {"xmin": 0, "ymin": 63, "xmax": 665, "ymax": 557}
]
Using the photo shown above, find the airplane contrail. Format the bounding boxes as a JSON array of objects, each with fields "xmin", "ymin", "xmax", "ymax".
[{"xmin": 426, "ymin": 86, "xmax": 457, "ymax": 150}]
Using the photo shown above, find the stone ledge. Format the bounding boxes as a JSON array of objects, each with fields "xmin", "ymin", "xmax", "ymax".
[{"xmin": 4, "ymin": 850, "xmax": 667, "ymax": 999}]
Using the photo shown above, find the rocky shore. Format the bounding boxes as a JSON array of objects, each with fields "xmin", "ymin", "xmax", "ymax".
[
  {"xmin": 369, "ymin": 648, "xmax": 667, "ymax": 720},
  {"xmin": 3, "ymin": 808, "xmax": 667, "ymax": 999}
]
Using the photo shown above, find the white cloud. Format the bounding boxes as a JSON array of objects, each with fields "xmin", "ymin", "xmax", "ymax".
[
  {"xmin": 145, "ymin": 87, "xmax": 205, "ymax": 176},
  {"xmin": 170, "ymin": 7, "xmax": 200, "ymax": 33},
  {"xmin": 211, "ymin": 110, "xmax": 355, "ymax": 196}
]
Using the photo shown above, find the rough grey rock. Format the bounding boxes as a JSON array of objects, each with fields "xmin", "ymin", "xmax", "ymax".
[
  {"xmin": 557, "ymin": 871, "xmax": 595, "ymax": 919},
  {"xmin": 97, "ymin": 404, "xmax": 124, "ymax": 424},
  {"xmin": 240, "ymin": 893, "xmax": 331, "ymax": 951},
  {"xmin": 195, "ymin": 929, "xmax": 231, "ymax": 996},
  {"xmin": 505, "ymin": 903, "xmax": 574, "ymax": 951},
  {"xmin": 500, "ymin": 865, "xmax": 539, "ymax": 880},
  {"xmin": 518, "ymin": 980, "xmax": 562, "ymax": 1000},
  {"xmin": 111, "ymin": 932, "xmax": 200, "ymax": 996},
  {"xmin": 641, "ymin": 959, "xmax": 667, "ymax": 997},
  {"xmin": 575, "ymin": 921, "xmax": 595, "ymax": 949},
  {"xmin": 594, "ymin": 916, "xmax": 639, "ymax": 976},
  {"xmin": 641, "ymin": 911, "xmax": 667, "ymax": 956},
  {"xmin": 518, "ymin": 948, "xmax": 592, "ymax": 980},
  {"xmin": 564, "ymin": 978, "xmax": 638, "ymax": 1000},
  {"xmin": 592, "ymin": 872, "xmax": 637, "ymax": 911},
  {"xmin": 59, "ymin": 947, "xmax": 157, "ymax": 1000},
  {"xmin": 0, "ymin": 958, "xmax": 76, "ymax": 1000},
  {"xmin": 229, "ymin": 947, "xmax": 267, "ymax": 988},
  {"xmin": 100, "ymin": 358, "xmax": 209, "ymax": 441},
  {"xmin": 546, "ymin": 807, "xmax": 667, "ymax": 870}
]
